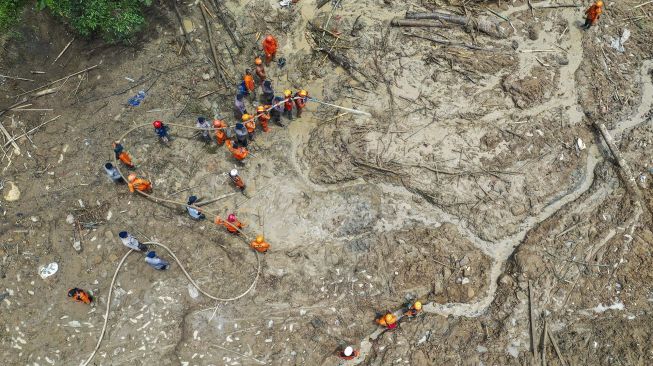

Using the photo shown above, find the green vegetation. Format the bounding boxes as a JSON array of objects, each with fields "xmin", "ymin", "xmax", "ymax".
[
  {"xmin": 0, "ymin": 0, "xmax": 27, "ymax": 34},
  {"xmin": 38, "ymin": 0, "xmax": 153, "ymax": 43}
]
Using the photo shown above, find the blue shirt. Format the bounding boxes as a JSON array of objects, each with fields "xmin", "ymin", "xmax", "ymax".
[
  {"xmin": 145, "ymin": 256, "xmax": 169, "ymax": 270},
  {"xmin": 186, "ymin": 206, "xmax": 204, "ymax": 219},
  {"xmin": 155, "ymin": 126, "xmax": 169, "ymax": 138}
]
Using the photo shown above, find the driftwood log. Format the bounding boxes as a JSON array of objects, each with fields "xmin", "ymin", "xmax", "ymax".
[
  {"xmin": 406, "ymin": 11, "xmax": 507, "ymax": 38},
  {"xmin": 391, "ymin": 18, "xmax": 449, "ymax": 28},
  {"xmin": 595, "ymin": 122, "xmax": 642, "ymax": 198}
]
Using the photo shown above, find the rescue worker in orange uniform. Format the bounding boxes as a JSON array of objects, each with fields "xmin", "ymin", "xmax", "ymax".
[
  {"xmin": 215, "ymin": 214, "xmax": 244, "ymax": 234},
  {"xmin": 404, "ymin": 300, "xmax": 422, "ymax": 318},
  {"xmin": 244, "ymin": 69, "xmax": 256, "ymax": 100},
  {"xmin": 243, "ymin": 113, "xmax": 256, "ymax": 140},
  {"xmin": 262, "ymin": 35, "xmax": 278, "ymax": 65},
  {"xmin": 294, "ymin": 89, "xmax": 308, "ymax": 118},
  {"xmin": 255, "ymin": 57, "xmax": 266, "ymax": 83},
  {"xmin": 376, "ymin": 312, "xmax": 398, "ymax": 329},
  {"xmin": 229, "ymin": 169, "xmax": 246, "ymax": 191},
  {"xmin": 257, "ymin": 105, "xmax": 270, "ymax": 132},
  {"xmin": 68, "ymin": 288, "xmax": 92, "ymax": 304},
  {"xmin": 226, "ymin": 140, "xmax": 249, "ymax": 161},
  {"xmin": 113, "ymin": 142, "xmax": 134, "ymax": 169},
  {"xmin": 338, "ymin": 346, "xmax": 359, "ymax": 360},
  {"xmin": 283, "ymin": 89, "xmax": 294, "ymax": 120},
  {"xmin": 582, "ymin": 1, "xmax": 603, "ymax": 30},
  {"xmin": 213, "ymin": 119, "xmax": 227, "ymax": 145},
  {"xmin": 250, "ymin": 235, "xmax": 270, "ymax": 253},
  {"xmin": 127, "ymin": 173, "xmax": 152, "ymax": 193}
]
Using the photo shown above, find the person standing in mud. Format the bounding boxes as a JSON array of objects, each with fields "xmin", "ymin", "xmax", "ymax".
[
  {"xmin": 196, "ymin": 116, "xmax": 211, "ymax": 143},
  {"xmin": 254, "ymin": 57, "xmax": 266, "ymax": 84},
  {"xmin": 234, "ymin": 93, "xmax": 247, "ymax": 120},
  {"xmin": 261, "ymin": 80, "xmax": 274, "ymax": 105},
  {"xmin": 582, "ymin": 1, "xmax": 603, "ymax": 30}
]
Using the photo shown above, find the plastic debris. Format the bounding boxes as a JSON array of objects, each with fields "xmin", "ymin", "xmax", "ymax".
[
  {"xmin": 610, "ymin": 29, "xmax": 630, "ymax": 53},
  {"xmin": 39, "ymin": 262, "xmax": 59, "ymax": 279},
  {"xmin": 127, "ymin": 90, "xmax": 146, "ymax": 107},
  {"xmin": 576, "ymin": 137, "xmax": 586, "ymax": 151}
]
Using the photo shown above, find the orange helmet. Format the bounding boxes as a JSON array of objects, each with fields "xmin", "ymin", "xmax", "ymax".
[
  {"xmin": 596, "ymin": 0, "xmax": 603, "ymax": 6},
  {"xmin": 283, "ymin": 89, "xmax": 292, "ymax": 97},
  {"xmin": 255, "ymin": 57, "xmax": 263, "ymax": 65},
  {"xmin": 242, "ymin": 114, "xmax": 251, "ymax": 122},
  {"xmin": 257, "ymin": 106, "xmax": 265, "ymax": 113},
  {"xmin": 127, "ymin": 173, "xmax": 137, "ymax": 182},
  {"xmin": 298, "ymin": 90, "xmax": 307, "ymax": 97},
  {"xmin": 265, "ymin": 35, "xmax": 275, "ymax": 42},
  {"xmin": 256, "ymin": 235, "xmax": 264, "ymax": 243}
]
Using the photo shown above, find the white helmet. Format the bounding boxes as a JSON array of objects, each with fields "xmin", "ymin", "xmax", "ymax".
[
  {"xmin": 229, "ymin": 169, "xmax": 238, "ymax": 177},
  {"xmin": 344, "ymin": 346, "xmax": 353, "ymax": 357}
]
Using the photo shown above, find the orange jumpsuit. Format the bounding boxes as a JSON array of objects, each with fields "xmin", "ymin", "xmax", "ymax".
[
  {"xmin": 226, "ymin": 140, "xmax": 249, "ymax": 161},
  {"xmin": 215, "ymin": 217, "xmax": 244, "ymax": 234},
  {"xmin": 69, "ymin": 289, "xmax": 92, "ymax": 304},
  {"xmin": 258, "ymin": 110, "xmax": 270, "ymax": 132},
  {"xmin": 231, "ymin": 175, "xmax": 246, "ymax": 190},
  {"xmin": 244, "ymin": 74, "xmax": 255, "ymax": 93},
  {"xmin": 214, "ymin": 120, "xmax": 227, "ymax": 145},
  {"xmin": 245, "ymin": 119, "xmax": 256, "ymax": 138},
  {"xmin": 585, "ymin": 4, "xmax": 602, "ymax": 25},
  {"xmin": 262, "ymin": 36, "xmax": 278, "ymax": 65},
  {"xmin": 376, "ymin": 313, "xmax": 398, "ymax": 329},
  {"xmin": 294, "ymin": 93, "xmax": 306, "ymax": 118},
  {"xmin": 128, "ymin": 178, "xmax": 152, "ymax": 193},
  {"xmin": 250, "ymin": 239, "xmax": 270, "ymax": 253},
  {"xmin": 117, "ymin": 152, "xmax": 134, "ymax": 168}
]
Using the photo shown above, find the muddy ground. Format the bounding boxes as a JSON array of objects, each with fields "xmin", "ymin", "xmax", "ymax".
[{"xmin": 2, "ymin": 0, "xmax": 653, "ymax": 365}]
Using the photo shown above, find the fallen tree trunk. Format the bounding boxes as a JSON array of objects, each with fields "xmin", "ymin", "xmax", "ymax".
[
  {"xmin": 391, "ymin": 18, "xmax": 449, "ymax": 27},
  {"xmin": 405, "ymin": 11, "xmax": 507, "ymax": 38}
]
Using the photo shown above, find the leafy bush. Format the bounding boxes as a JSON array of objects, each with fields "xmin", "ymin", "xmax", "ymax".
[
  {"xmin": 38, "ymin": 0, "xmax": 153, "ymax": 43},
  {"xmin": 0, "ymin": 0, "xmax": 27, "ymax": 33}
]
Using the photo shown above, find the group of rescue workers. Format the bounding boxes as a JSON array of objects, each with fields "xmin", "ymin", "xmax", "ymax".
[{"xmin": 71, "ymin": 3, "xmax": 609, "ymax": 355}]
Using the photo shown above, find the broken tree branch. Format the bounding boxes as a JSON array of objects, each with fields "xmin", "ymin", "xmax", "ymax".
[
  {"xmin": 200, "ymin": 2, "xmax": 231, "ymax": 87},
  {"xmin": 405, "ymin": 11, "xmax": 507, "ymax": 38},
  {"xmin": 391, "ymin": 18, "xmax": 448, "ymax": 27},
  {"xmin": 52, "ymin": 37, "xmax": 75, "ymax": 65},
  {"xmin": 13, "ymin": 65, "xmax": 99, "ymax": 98},
  {"xmin": 3, "ymin": 115, "xmax": 61, "ymax": 148}
]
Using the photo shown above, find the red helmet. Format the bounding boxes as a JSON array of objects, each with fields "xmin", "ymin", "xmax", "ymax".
[
  {"xmin": 153, "ymin": 120, "xmax": 163, "ymax": 129},
  {"xmin": 227, "ymin": 214, "xmax": 236, "ymax": 222}
]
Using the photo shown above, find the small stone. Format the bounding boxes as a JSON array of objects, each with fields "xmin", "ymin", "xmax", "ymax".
[
  {"xmin": 201, "ymin": 73, "xmax": 211, "ymax": 81},
  {"xmin": 92, "ymin": 256, "xmax": 102, "ymax": 265},
  {"xmin": 108, "ymin": 253, "xmax": 119, "ymax": 262},
  {"xmin": 68, "ymin": 320, "xmax": 81, "ymax": 328},
  {"xmin": 461, "ymin": 277, "xmax": 470, "ymax": 285},
  {"xmin": 188, "ymin": 284, "xmax": 199, "ymax": 299},
  {"xmin": 499, "ymin": 274, "xmax": 514, "ymax": 287},
  {"xmin": 66, "ymin": 214, "xmax": 75, "ymax": 224},
  {"xmin": 467, "ymin": 287, "xmax": 475, "ymax": 298},
  {"xmin": 527, "ymin": 26, "xmax": 539, "ymax": 40},
  {"xmin": 459, "ymin": 256, "xmax": 470, "ymax": 266},
  {"xmin": 3, "ymin": 181, "xmax": 20, "ymax": 202},
  {"xmin": 183, "ymin": 18, "xmax": 195, "ymax": 33},
  {"xmin": 72, "ymin": 241, "xmax": 82, "ymax": 252}
]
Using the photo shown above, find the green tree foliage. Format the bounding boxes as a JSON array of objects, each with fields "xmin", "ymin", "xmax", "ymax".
[
  {"xmin": 0, "ymin": 0, "xmax": 27, "ymax": 33},
  {"xmin": 38, "ymin": 0, "xmax": 153, "ymax": 43}
]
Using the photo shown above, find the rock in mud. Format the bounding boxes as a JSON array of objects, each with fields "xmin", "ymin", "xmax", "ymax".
[
  {"xmin": 3, "ymin": 181, "xmax": 20, "ymax": 202},
  {"xmin": 528, "ymin": 26, "xmax": 539, "ymax": 40}
]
